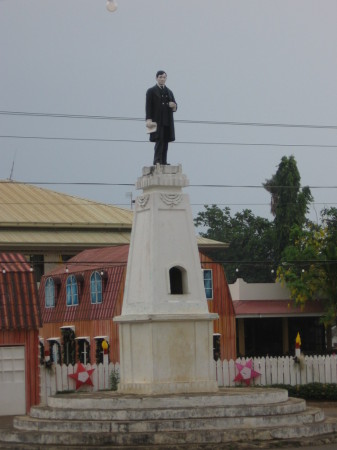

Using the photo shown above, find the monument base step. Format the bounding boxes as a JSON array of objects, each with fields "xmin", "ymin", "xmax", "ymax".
[{"xmin": 1, "ymin": 388, "xmax": 337, "ymax": 448}]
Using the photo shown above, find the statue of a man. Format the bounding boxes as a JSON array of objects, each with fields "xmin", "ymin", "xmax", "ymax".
[{"xmin": 145, "ymin": 70, "xmax": 177, "ymax": 165}]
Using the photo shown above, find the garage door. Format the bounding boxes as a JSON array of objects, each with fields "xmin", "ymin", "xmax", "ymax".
[{"xmin": 0, "ymin": 346, "xmax": 26, "ymax": 415}]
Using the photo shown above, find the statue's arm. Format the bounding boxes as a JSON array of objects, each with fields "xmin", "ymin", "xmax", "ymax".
[
  {"xmin": 169, "ymin": 90, "xmax": 177, "ymax": 112},
  {"xmin": 145, "ymin": 88, "xmax": 153, "ymax": 121}
]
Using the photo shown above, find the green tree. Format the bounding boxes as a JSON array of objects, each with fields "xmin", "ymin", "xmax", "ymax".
[
  {"xmin": 263, "ymin": 155, "xmax": 313, "ymax": 260},
  {"xmin": 194, "ymin": 206, "xmax": 275, "ymax": 283},
  {"xmin": 277, "ymin": 208, "xmax": 337, "ymax": 327}
]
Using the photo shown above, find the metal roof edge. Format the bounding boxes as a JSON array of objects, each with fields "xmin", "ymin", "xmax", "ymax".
[{"xmin": 235, "ymin": 313, "xmax": 324, "ymax": 318}]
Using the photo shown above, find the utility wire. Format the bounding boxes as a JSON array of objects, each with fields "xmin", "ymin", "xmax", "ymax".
[
  {"xmin": 1, "ymin": 134, "xmax": 337, "ymax": 149},
  {"xmin": 1, "ymin": 201, "xmax": 336, "ymax": 207},
  {"xmin": 1, "ymin": 180, "xmax": 336, "ymax": 189},
  {"xmin": 2, "ymin": 259, "xmax": 337, "ymax": 267},
  {"xmin": 1, "ymin": 110, "xmax": 337, "ymax": 130}
]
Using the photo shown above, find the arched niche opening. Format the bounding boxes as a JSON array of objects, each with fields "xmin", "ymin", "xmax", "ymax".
[{"xmin": 169, "ymin": 266, "xmax": 187, "ymax": 295}]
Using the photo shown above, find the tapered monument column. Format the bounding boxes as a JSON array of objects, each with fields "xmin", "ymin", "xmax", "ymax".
[{"xmin": 114, "ymin": 164, "xmax": 218, "ymax": 394}]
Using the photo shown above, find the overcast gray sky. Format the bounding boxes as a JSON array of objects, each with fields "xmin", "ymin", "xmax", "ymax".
[{"xmin": 1, "ymin": 0, "xmax": 337, "ymax": 224}]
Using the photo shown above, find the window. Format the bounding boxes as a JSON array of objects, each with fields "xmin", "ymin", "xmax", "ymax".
[
  {"xmin": 39, "ymin": 339, "xmax": 45, "ymax": 365},
  {"xmin": 61, "ymin": 327, "xmax": 76, "ymax": 366},
  {"xmin": 169, "ymin": 266, "xmax": 187, "ymax": 294},
  {"xmin": 94, "ymin": 337, "xmax": 109, "ymax": 364},
  {"xmin": 29, "ymin": 254, "xmax": 44, "ymax": 282},
  {"xmin": 213, "ymin": 334, "xmax": 221, "ymax": 361},
  {"xmin": 66, "ymin": 275, "xmax": 78, "ymax": 306},
  {"xmin": 48, "ymin": 339, "xmax": 61, "ymax": 364},
  {"xmin": 203, "ymin": 269, "xmax": 213, "ymax": 299},
  {"xmin": 90, "ymin": 271, "xmax": 102, "ymax": 304},
  {"xmin": 169, "ymin": 267, "xmax": 183, "ymax": 294},
  {"xmin": 45, "ymin": 277, "xmax": 55, "ymax": 307},
  {"xmin": 77, "ymin": 338, "xmax": 91, "ymax": 365}
]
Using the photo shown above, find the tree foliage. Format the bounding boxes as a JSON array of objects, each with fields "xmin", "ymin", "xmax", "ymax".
[
  {"xmin": 263, "ymin": 155, "xmax": 313, "ymax": 259},
  {"xmin": 277, "ymin": 208, "xmax": 337, "ymax": 326},
  {"xmin": 194, "ymin": 206, "xmax": 275, "ymax": 283},
  {"xmin": 194, "ymin": 156, "xmax": 337, "ymax": 326}
]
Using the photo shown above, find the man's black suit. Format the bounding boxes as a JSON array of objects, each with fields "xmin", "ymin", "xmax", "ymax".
[{"xmin": 145, "ymin": 84, "xmax": 177, "ymax": 165}]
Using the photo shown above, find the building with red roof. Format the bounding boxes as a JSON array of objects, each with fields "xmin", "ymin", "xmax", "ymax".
[
  {"xmin": 39, "ymin": 245, "xmax": 237, "ymax": 365},
  {"xmin": 39, "ymin": 245, "xmax": 129, "ymax": 365},
  {"xmin": 230, "ymin": 278, "xmax": 326, "ymax": 357},
  {"xmin": 0, "ymin": 252, "xmax": 42, "ymax": 415}
]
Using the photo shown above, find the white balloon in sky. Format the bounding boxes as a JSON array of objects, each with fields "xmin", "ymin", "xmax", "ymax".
[{"xmin": 106, "ymin": 0, "xmax": 118, "ymax": 12}]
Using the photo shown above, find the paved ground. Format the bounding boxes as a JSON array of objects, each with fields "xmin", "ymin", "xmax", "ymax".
[
  {"xmin": 307, "ymin": 400, "xmax": 337, "ymax": 418},
  {"xmin": 285, "ymin": 401, "xmax": 337, "ymax": 450},
  {"xmin": 283, "ymin": 402, "xmax": 337, "ymax": 450},
  {"xmin": 0, "ymin": 416, "xmax": 14, "ymax": 431}
]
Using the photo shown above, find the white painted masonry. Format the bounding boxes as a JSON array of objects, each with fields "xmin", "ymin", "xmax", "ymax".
[
  {"xmin": 114, "ymin": 165, "xmax": 218, "ymax": 394},
  {"xmin": 229, "ymin": 278, "xmax": 291, "ymax": 301}
]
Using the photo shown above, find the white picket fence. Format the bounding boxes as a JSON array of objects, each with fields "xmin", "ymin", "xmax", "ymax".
[
  {"xmin": 40, "ymin": 355, "xmax": 337, "ymax": 404},
  {"xmin": 215, "ymin": 355, "xmax": 337, "ymax": 387},
  {"xmin": 40, "ymin": 362, "xmax": 120, "ymax": 405}
]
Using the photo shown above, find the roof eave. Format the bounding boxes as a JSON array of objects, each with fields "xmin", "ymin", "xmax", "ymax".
[
  {"xmin": 0, "ymin": 223, "xmax": 132, "ymax": 230},
  {"xmin": 235, "ymin": 313, "xmax": 324, "ymax": 318}
]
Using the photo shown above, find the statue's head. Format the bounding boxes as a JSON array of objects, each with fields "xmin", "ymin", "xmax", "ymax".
[
  {"xmin": 156, "ymin": 70, "xmax": 167, "ymax": 78},
  {"xmin": 156, "ymin": 70, "xmax": 167, "ymax": 86}
]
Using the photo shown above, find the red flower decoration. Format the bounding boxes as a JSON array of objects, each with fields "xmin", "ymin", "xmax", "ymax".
[
  {"xmin": 234, "ymin": 359, "xmax": 260, "ymax": 386},
  {"xmin": 68, "ymin": 362, "xmax": 95, "ymax": 390}
]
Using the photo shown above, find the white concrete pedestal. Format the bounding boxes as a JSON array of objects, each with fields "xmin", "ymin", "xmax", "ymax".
[
  {"xmin": 114, "ymin": 165, "xmax": 218, "ymax": 394},
  {"xmin": 117, "ymin": 314, "xmax": 217, "ymax": 394}
]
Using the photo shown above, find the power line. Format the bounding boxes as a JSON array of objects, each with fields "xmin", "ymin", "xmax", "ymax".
[
  {"xmin": 0, "ymin": 201, "xmax": 336, "ymax": 206},
  {"xmin": 1, "ymin": 134, "xmax": 337, "ymax": 149},
  {"xmin": 1, "ymin": 180, "xmax": 337, "ymax": 189},
  {"xmin": 1, "ymin": 259, "xmax": 337, "ymax": 268},
  {"xmin": 0, "ymin": 181, "xmax": 134, "ymax": 186},
  {"xmin": 1, "ymin": 110, "xmax": 337, "ymax": 130},
  {"xmin": 0, "ymin": 135, "xmax": 147, "ymax": 143},
  {"xmin": 189, "ymin": 184, "xmax": 337, "ymax": 189}
]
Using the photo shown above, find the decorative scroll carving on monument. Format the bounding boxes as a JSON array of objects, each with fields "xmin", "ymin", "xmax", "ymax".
[
  {"xmin": 137, "ymin": 194, "xmax": 150, "ymax": 208},
  {"xmin": 160, "ymin": 193, "xmax": 183, "ymax": 207}
]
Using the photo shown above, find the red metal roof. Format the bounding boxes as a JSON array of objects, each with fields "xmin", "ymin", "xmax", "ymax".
[
  {"xmin": 0, "ymin": 252, "xmax": 42, "ymax": 330},
  {"xmin": 0, "ymin": 252, "xmax": 31, "ymax": 272},
  {"xmin": 233, "ymin": 299, "xmax": 325, "ymax": 318},
  {"xmin": 49, "ymin": 245, "xmax": 129, "ymax": 275},
  {"xmin": 40, "ymin": 246, "xmax": 129, "ymax": 323}
]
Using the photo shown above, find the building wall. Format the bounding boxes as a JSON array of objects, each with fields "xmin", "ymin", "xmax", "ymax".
[
  {"xmin": 39, "ymin": 250, "xmax": 237, "ymax": 363},
  {"xmin": 41, "ymin": 319, "xmax": 121, "ymax": 364},
  {"xmin": 199, "ymin": 252, "xmax": 236, "ymax": 360},
  {"xmin": 0, "ymin": 330, "xmax": 40, "ymax": 413},
  {"xmin": 229, "ymin": 277, "xmax": 291, "ymax": 300},
  {"xmin": 39, "ymin": 279, "xmax": 124, "ymax": 364}
]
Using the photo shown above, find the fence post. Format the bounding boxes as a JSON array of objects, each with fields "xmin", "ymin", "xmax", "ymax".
[
  {"xmin": 229, "ymin": 359, "xmax": 236, "ymax": 387},
  {"xmin": 289, "ymin": 359, "xmax": 296, "ymax": 386},
  {"xmin": 269, "ymin": 357, "xmax": 276, "ymax": 385},
  {"xmin": 259, "ymin": 357, "xmax": 266, "ymax": 386},
  {"xmin": 313, "ymin": 356, "xmax": 319, "ymax": 382},
  {"xmin": 306, "ymin": 356, "xmax": 313, "ymax": 383},
  {"xmin": 324, "ymin": 356, "xmax": 331, "ymax": 383},
  {"xmin": 331, "ymin": 354, "xmax": 337, "ymax": 383},
  {"xmin": 277, "ymin": 357, "xmax": 284, "ymax": 384},
  {"xmin": 217, "ymin": 360, "xmax": 224, "ymax": 387},
  {"xmin": 222, "ymin": 359, "xmax": 230, "ymax": 387},
  {"xmin": 283, "ymin": 357, "xmax": 290, "ymax": 385},
  {"xmin": 91, "ymin": 363, "xmax": 98, "ymax": 390}
]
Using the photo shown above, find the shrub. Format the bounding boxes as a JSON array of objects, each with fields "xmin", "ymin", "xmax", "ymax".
[
  {"xmin": 110, "ymin": 368, "xmax": 120, "ymax": 391},
  {"xmin": 270, "ymin": 383, "xmax": 337, "ymax": 401}
]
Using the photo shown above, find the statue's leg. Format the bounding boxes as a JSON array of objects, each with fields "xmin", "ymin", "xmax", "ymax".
[
  {"xmin": 153, "ymin": 140, "xmax": 162, "ymax": 165},
  {"xmin": 162, "ymin": 142, "xmax": 169, "ymax": 165}
]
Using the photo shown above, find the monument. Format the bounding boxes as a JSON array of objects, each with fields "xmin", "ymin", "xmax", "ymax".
[
  {"xmin": 2, "ymin": 165, "xmax": 337, "ymax": 448},
  {"xmin": 114, "ymin": 164, "xmax": 218, "ymax": 395}
]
